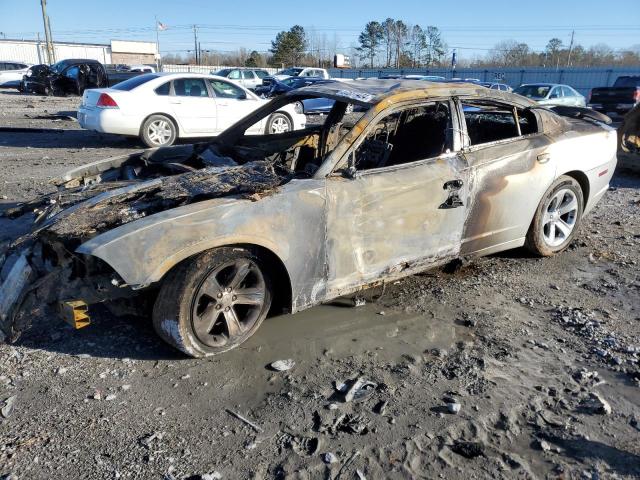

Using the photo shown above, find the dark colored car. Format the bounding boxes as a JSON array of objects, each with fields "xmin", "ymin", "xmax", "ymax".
[
  {"xmin": 254, "ymin": 76, "xmax": 349, "ymax": 115},
  {"xmin": 21, "ymin": 59, "xmax": 143, "ymax": 96},
  {"xmin": 588, "ymin": 76, "xmax": 640, "ymax": 116}
]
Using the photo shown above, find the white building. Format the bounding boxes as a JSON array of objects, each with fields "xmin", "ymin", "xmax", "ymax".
[{"xmin": 0, "ymin": 39, "xmax": 157, "ymax": 65}]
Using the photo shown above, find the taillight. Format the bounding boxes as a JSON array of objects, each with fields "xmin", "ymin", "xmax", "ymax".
[
  {"xmin": 634, "ymin": 89, "xmax": 640, "ymax": 103},
  {"xmin": 96, "ymin": 93, "xmax": 118, "ymax": 108}
]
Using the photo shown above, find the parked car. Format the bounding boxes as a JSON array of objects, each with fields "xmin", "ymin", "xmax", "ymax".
[
  {"xmin": 617, "ymin": 103, "xmax": 640, "ymax": 171},
  {"xmin": 213, "ymin": 68, "xmax": 270, "ymax": 91},
  {"xmin": 588, "ymin": 76, "xmax": 640, "ymax": 116},
  {"xmin": 254, "ymin": 76, "xmax": 361, "ymax": 115},
  {"xmin": 272, "ymin": 67, "xmax": 329, "ymax": 80},
  {"xmin": 514, "ymin": 83, "xmax": 585, "ymax": 107},
  {"xmin": 20, "ymin": 59, "xmax": 143, "ymax": 96},
  {"xmin": 480, "ymin": 82, "xmax": 512, "ymax": 92},
  {"xmin": 77, "ymin": 73, "xmax": 306, "ymax": 147},
  {"xmin": 1, "ymin": 79, "xmax": 616, "ymax": 357},
  {"xmin": 0, "ymin": 61, "xmax": 32, "ymax": 88}
]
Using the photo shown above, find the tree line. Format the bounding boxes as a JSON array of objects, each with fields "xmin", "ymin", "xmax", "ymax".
[{"xmin": 161, "ymin": 23, "xmax": 640, "ymax": 69}]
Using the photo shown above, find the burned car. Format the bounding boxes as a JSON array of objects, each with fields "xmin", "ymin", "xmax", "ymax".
[
  {"xmin": 21, "ymin": 59, "xmax": 107, "ymax": 95},
  {"xmin": 0, "ymin": 80, "xmax": 617, "ymax": 357}
]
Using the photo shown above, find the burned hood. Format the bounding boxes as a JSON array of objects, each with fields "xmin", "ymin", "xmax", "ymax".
[{"xmin": 3, "ymin": 144, "xmax": 289, "ymax": 245}]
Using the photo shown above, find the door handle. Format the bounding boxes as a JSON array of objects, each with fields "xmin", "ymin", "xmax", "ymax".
[
  {"xmin": 537, "ymin": 153, "xmax": 551, "ymax": 164},
  {"xmin": 443, "ymin": 179, "xmax": 463, "ymax": 191},
  {"xmin": 169, "ymin": 100, "xmax": 182, "ymax": 105},
  {"xmin": 440, "ymin": 179, "xmax": 464, "ymax": 209}
]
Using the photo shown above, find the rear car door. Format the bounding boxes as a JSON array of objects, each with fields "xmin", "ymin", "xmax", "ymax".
[
  {"xmin": 168, "ymin": 77, "xmax": 217, "ymax": 134},
  {"xmin": 325, "ymin": 100, "xmax": 469, "ymax": 295},
  {"xmin": 241, "ymin": 70, "xmax": 257, "ymax": 90},
  {"xmin": 458, "ymin": 98, "xmax": 556, "ymax": 255},
  {"xmin": 207, "ymin": 79, "xmax": 260, "ymax": 132}
]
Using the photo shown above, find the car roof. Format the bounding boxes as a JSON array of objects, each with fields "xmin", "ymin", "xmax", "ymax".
[{"xmin": 292, "ymin": 78, "xmax": 536, "ymax": 107}]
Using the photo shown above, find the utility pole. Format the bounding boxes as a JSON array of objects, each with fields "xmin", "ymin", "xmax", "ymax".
[
  {"xmin": 193, "ymin": 25, "xmax": 199, "ymax": 65},
  {"xmin": 566, "ymin": 30, "xmax": 575, "ymax": 67},
  {"xmin": 40, "ymin": 0, "xmax": 55, "ymax": 64}
]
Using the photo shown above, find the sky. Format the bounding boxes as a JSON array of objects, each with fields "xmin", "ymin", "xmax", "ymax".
[{"xmin": 1, "ymin": 0, "xmax": 639, "ymax": 59}]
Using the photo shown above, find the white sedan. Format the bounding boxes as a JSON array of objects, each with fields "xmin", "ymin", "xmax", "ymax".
[{"xmin": 78, "ymin": 73, "xmax": 306, "ymax": 147}]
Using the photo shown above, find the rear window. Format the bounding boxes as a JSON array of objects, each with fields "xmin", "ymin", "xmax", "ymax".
[
  {"xmin": 514, "ymin": 85, "xmax": 550, "ymax": 99},
  {"xmin": 155, "ymin": 81, "xmax": 171, "ymax": 95},
  {"xmin": 613, "ymin": 77, "xmax": 640, "ymax": 88},
  {"xmin": 112, "ymin": 74, "xmax": 161, "ymax": 91}
]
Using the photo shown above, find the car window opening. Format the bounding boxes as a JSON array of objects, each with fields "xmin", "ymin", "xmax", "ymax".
[
  {"xmin": 354, "ymin": 102, "xmax": 452, "ymax": 171},
  {"xmin": 228, "ymin": 98, "xmax": 367, "ymax": 177},
  {"xmin": 462, "ymin": 101, "xmax": 537, "ymax": 145}
]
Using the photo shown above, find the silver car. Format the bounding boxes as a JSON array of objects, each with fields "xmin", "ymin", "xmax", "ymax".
[
  {"xmin": 1, "ymin": 80, "xmax": 616, "ymax": 357},
  {"xmin": 514, "ymin": 83, "xmax": 586, "ymax": 107},
  {"xmin": 0, "ymin": 60, "xmax": 32, "ymax": 88},
  {"xmin": 213, "ymin": 68, "xmax": 270, "ymax": 91}
]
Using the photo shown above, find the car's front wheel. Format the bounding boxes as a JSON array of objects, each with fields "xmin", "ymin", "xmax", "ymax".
[
  {"xmin": 525, "ymin": 175, "xmax": 584, "ymax": 256},
  {"xmin": 141, "ymin": 114, "xmax": 177, "ymax": 148},
  {"xmin": 152, "ymin": 247, "xmax": 272, "ymax": 357},
  {"xmin": 266, "ymin": 112, "xmax": 292, "ymax": 134}
]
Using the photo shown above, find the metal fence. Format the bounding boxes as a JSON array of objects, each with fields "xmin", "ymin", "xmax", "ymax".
[
  {"xmin": 162, "ymin": 64, "xmax": 279, "ymax": 75},
  {"xmin": 327, "ymin": 66, "xmax": 640, "ymax": 95}
]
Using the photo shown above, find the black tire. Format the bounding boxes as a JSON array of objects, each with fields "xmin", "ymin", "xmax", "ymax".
[
  {"xmin": 152, "ymin": 247, "xmax": 272, "ymax": 357},
  {"xmin": 525, "ymin": 175, "xmax": 584, "ymax": 256},
  {"xmin": 141, "ymin": 114, "xmax": 177, "ymax": 148},
  {"xmin": 265, "ymin": 112, "xmax": 292, "ymax": 134}
]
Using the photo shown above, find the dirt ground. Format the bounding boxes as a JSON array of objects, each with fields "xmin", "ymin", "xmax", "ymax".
[{"xmin": 0, "ymin": 88, "xmax": 639, "ymax": 480}]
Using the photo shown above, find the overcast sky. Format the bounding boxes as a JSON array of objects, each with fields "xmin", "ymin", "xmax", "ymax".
[{"xmin": 1, "ymin": 0, "xmax": 638, "ymax": 58}]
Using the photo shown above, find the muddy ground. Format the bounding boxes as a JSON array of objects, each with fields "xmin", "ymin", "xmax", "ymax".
[{"xmin": 0, "ymin": 88, "xmax": 639, "ymax": 480}]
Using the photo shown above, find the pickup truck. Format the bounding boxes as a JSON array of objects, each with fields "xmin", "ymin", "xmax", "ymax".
[
  {"xmin": 588, "ymin": 76, "xmax": 640, "ymax": 116},
  {"xmin": 20, "ymin": 59, "xmax": 144, "ymax": 96}
]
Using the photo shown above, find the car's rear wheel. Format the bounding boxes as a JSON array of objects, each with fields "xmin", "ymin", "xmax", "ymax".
[
  {"xmin": 266, "ymin": 112, "xmax": 292, "ymax": 134},
  {"xmin": 141, "ymin": 114, "xmax": 177, "ymax": 148},
  {"xmin": 152, "ymin": 247, "xmax": 272, "ymax": 357},
  {"xmin": 525, "ymin": 175, "xmax": 584, "ymax": 256}
]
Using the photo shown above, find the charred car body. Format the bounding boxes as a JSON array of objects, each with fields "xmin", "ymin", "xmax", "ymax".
[
  {"xmin": 19, "ymin": 59, "xmax": 142, "ymax": 96},
  {"xmin": 0, "ymin": 80, "xmax": 617, "ymax": 357}
]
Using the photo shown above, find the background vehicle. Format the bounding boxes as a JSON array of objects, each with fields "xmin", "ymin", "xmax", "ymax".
[
  {"xmin": 20, "ymin": 59, "xmax": 143, "ymax": 95},
  {"xmin": 514, "ymin": 83, "xmax": 586, "ymax": 107},
  {"xmin": 480, "ymin": 82, "xmax": 512, "ymax": 92},
  {"xmin": 0, "ymin": 61, "xmax": 32, "ymax": 88},
  {"xmin": 77, "ymin": 72, "xmax": 306, "ymax": 147},
  {"xmin": 588, "ymin": 76, "xmax": 640, "ymax": 116},
  {"xmin": 254, "ymin": 76, "xmax": 360, "ymax": 115},
  {"xmin": 213, "ymin": 68, "xmax": 270, "ymax": 91},
  {"xmin": 272, "ymin": 67, "xmax": 329, "ymax": 80}
]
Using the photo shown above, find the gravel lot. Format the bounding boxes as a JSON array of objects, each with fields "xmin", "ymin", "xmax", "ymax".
[{"xmin": 1, "ymin": 88, "xmax": 639, "ymax": 480}]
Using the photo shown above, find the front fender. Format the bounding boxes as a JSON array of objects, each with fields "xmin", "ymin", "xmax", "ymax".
[{"xmin": 76, "ymin": 180, "xmax": 328, "ymax": 308}]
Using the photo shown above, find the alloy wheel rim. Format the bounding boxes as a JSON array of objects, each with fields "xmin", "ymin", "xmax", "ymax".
[
  {"xmin": 148, "ymin": 119, "xmax": 172, "ymax": 145},
  {"xmin": 191, "ymin": 259, "xmax": 266, "ymax": 348},
  {"xmin": 270, "ymin": 116, "xmax": 290, "ymax": 134},
  {"xmin": 542, "ymin": 188, "xmax": 578, "ymax": 247}
]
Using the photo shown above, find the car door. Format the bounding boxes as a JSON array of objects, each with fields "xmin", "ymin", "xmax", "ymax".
[
  {"xmin": 207, "ymin": 79, "xmax": 260, "ymax": 133},
  {"xmin": 168, "ymin": 77, "xmax": 217, "ymax": 134},
  {"xmin": 457, "ymin": 98, "xmax": 556, "ymax": 255},
  {"xmin": 241, "ymin": 70, "xmax": 257, "ymax": 90},
  {"xmin": 324, "ymin": 100, "xmax": 469, "ymax": 295},
  {"xmin": 226, "ymin": 69, "xmax": 243, "ymax": 87}
]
